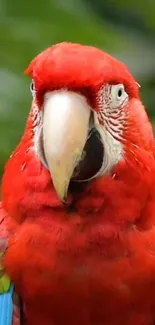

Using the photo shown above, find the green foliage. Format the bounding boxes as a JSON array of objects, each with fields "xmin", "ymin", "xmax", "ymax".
[{"xmin": 0, "ymin": 0, "xmax": 154, "ymax": 177}]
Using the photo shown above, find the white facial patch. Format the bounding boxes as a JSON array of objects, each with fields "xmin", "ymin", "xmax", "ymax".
[
  {"xmin": 96, "ymin": 122, "xmax": 123, "ymax": 176},
  {"xmin": 97, "ymin": 84, "xmax": 128, "ymax": 140},
  {"xmin": 94, "ymin": 84, "xmax": 129, "ymax": 175},
  {"xmin": 30, "ymin": 80, "xmax": 46, "ymax": 166},
  {"xmin": 30, "ymin": 79, "xmax": 43, "ymax": 158}
]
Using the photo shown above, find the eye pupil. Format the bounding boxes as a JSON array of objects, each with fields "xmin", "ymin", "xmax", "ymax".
[
  {"xmin": 30, "ymin": 80, "xmax": 35, "ymax": 93},
  {"xmin": 31, "ymin": 82, "xmax": 34, "ymax": 91},
  {"xmin": 118, "ymin": 88, "xmax": 122, "ymax": 98}
]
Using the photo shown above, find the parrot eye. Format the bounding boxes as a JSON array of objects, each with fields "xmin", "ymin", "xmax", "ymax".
[
  {"xmin": 30, "ymin": 80, "xmax": 35, "ymax": 96},
  {"xmin": 117, "ymin": 87, "xmax": 123, "ymax": 98},
  {"xmin": 111, "ymin": 84, "xmax": 128, "ymax": 106}
]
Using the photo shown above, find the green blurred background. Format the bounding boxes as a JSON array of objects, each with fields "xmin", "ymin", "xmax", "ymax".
[{"xmin": 0, "ymin": 0, "xmax": 155, "ymax": 177}]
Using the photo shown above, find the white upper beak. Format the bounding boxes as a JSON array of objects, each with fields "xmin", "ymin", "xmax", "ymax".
[{"xmin": 43, "ymin": 90, "xmax": 91, "ymax": 201}]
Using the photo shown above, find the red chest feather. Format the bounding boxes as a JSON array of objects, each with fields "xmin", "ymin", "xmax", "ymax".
[{"xmin": 3, "ymin": 207, "xmax": 155, "ymax": 325}]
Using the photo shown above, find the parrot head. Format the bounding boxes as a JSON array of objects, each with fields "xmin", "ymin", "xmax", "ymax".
[{"xmin": 2, "ymin": 42, "xmax": 155, "ymax": 220}]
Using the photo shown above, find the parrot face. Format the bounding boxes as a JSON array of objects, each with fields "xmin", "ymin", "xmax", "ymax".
[
  {"xmin": 31, "ymin": 87, "xmax": 125, "ymax": 202},
  {"xmin": 22, "ymin": 42, "xmax": 154, "ymax": 203}
]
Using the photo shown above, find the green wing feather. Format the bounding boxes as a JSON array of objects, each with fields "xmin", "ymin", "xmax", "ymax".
[{"xmin": 0, "ymin": 203, "xmax": 11, "ymax": 294}]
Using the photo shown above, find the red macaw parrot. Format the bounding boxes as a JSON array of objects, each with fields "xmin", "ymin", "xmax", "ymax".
[{"xmin": 1, "ymin": 42, "xmax": 155, "ymax": 325}]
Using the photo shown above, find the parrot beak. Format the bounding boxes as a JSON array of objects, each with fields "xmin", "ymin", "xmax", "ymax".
[{"xmin": 42, "ymin": 90, "xmax": 91, "ymax": 202}]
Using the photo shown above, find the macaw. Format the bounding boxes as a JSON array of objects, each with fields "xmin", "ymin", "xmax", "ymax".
[{"xmin": 1, "ymin": 42, "xmax": 155, "ymax": 325}]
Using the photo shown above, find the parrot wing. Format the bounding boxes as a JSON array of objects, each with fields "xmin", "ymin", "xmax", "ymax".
[
  {"xmin": 0, "ymin": 202, "xmax": 11, "ymax": 293},
  {"xmin": 0, "ymin": 202, "xmax": 21, "ymax": 325}
]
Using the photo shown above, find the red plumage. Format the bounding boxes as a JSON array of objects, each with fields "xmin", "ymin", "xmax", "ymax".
[{"xmin": 1, "ymin": 42, "xmax": 155, "ymax": 325}]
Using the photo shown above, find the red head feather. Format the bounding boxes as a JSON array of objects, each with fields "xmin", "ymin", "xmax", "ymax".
[{"xmin": 25, "ymin": 42, "xmax": 139, "ymax": 107}]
